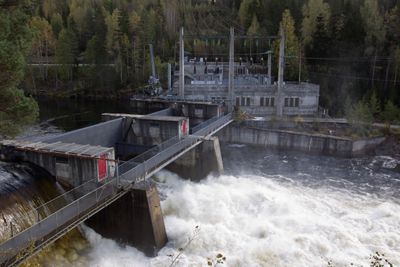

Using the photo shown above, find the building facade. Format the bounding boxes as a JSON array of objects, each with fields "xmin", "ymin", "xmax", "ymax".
[{"xmin": 173, "ymin": 61, "xmax": 320, "ymax": 117}]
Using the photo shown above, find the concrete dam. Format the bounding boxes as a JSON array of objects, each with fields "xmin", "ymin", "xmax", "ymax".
[{"xmin": 0, "ymin": 101, "xmax": 232, "ymax": 266}]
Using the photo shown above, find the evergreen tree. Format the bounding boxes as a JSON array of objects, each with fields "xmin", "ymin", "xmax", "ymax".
[
  {"xmin": 55, "ymin": 28, "xmax": 78, "ymax": 80},
  {"xmin": 301, "ymin": 0, "xmax": 331, "ymax": 48},
  {"xmin": 369, "ymin": 90, "xmax": 381, "ymax": 118},
  {"xmin": 238, "ymin": 0, "xmax": 259, "ymax": 29},
  {"xmin": 0, "ymin": 1, "xmax": 39, "ymax": 137},
  {"xmin": 382, "ymin": 100, "xmax": 400, "ymax": 123},
  {"xmin": 50, "ymin": 13, "xmax": 63, "ymax": 38},
  {"xmin": 360, "ymin": 0, "xmax": 386, "ymax": 55},
  {"xmin": 273, "ymin": 9, "xmax": 300, "ymax": 81},
  {"xmin": 309, "ymin": 14, "xmax": 331, "ymax": 58},
  {"xmin": 246, "ymin": 14, "xmax": 261, "ymax": 35}
]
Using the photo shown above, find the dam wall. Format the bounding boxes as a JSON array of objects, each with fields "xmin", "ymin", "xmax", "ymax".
[{"xmin": 218, "ymin": 123, "xmax": 385, "ymax": 157}]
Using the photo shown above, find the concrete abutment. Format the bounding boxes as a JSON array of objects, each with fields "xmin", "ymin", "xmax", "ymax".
[
  {"xmin": 167, "ymin": 136, "xmax": 224, "ymax": 181},
  {"xmin": 86, "ymin": 183, "xmax": 167, "ymax": 256}
]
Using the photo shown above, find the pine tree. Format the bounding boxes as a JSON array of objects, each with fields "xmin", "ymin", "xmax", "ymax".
[
  {"xmin": 246, "ymin": 14, "xmax": 261, "ymax": 35},
  {"xmin": 301, "ymin": 0, "xmax": 331, "ymax": 48},
  {"xmin": 360, "ymin": 0, "xmax": 386, "ymax": 55},
  {"xmin": 310, "ymin": 14, "xmax": 331, "ymax": 58},
  {"xmin": 0, "ymin": 1, "xmax": 39, "ymax": 137},
  {"xmin": 369, "ymin": 90, "xmax": 381, "ymax": 119},
  {"xmin": 55, "ymin": 28, "xmax": 78, "ymax": 80},
  {"xmin": 273, "ymin": 9, "xmax": 300, "ymax": 81}
]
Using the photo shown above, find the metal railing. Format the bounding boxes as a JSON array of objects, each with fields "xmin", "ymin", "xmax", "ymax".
[
  {"xmin": 118, "ymin": 136, "xmax": 181, "ymax": 174},
  {"xmin": 0, "ymin": 113, "xmax": 233, "ymax": 266},
  {"xmin": 191, "ymin": 116, "xmax": 220, "ymax": 134},
  {"xmin": 193, "ymin": 113, "xmax": 232, "ymax": 137},
  {"xmin": 0, "ymin": 177, "xmax": 121, "ymax": 265},
  {"xmin": 0, "ymin": 173, "xmax": 117, "ymax": 242}
]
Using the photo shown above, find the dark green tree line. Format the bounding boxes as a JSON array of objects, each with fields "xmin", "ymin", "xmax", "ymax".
[{"xmin": 0, "ymin": 0, "xmax": 39, "ymax": 137}]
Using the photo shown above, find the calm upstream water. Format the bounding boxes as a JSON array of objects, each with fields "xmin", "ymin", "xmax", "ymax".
[{"xmin": 1, "ymin": 98, "xmax": 400, "ymax": 266}]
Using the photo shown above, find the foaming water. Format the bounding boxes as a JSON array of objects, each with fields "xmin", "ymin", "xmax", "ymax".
[
  {"xmin": 77, "ymin": 168, "xmax": 400, "ymax": 267},
  {"xmin": 26, "ymin": 145, "xmax": 397, "ymax": 267}
]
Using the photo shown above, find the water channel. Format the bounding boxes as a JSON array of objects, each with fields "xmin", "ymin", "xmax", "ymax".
[{"xmin": 1, "ymin": 98, "xmax": 399, "ymax": 266}]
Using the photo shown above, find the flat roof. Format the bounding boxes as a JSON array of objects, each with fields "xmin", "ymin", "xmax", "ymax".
[
  {"xmin": 130, "ymin": 97, "xmax": 220, "ymax": 106},
  {"xmin": 1, "ymin": 140, "xmax": 113, "ymax": 158},
  {"xmin": 102, "ymin": 113, "xmax": 187, "ymax": 122}
]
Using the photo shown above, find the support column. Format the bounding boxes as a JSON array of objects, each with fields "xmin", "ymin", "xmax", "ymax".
[
  {"xmin": 228, "ymin": 27, "xmax": 235, "ymax": 111},
  {"xmin": 86, "ymin": 183, "xmax": 167, "ymax": 256},
  {"xmin": 267, "ymin": 51, "xmax": 272, "ymax": 86},
  {"xmin": 167, "ymin": 136, "xmax": 224, "ymax": 181},
  {"xmin": 277, "ymin": 28, "xmax": 285, "ymax": 117},
  {"xmin": 179, "ymin": 27, "xmax": 185, "ymax": 98},
  {"xmin": 167, "ymin": 63, "xmax": 172, "ymax": 94}
]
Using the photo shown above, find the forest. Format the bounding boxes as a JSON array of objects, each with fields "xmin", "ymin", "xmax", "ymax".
[{"xmin": 1, "ymin": 0, "xmax": 400, "ymax": 135}]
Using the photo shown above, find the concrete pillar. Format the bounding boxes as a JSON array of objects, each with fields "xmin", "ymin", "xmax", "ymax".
[
  {"xmin": 277, "ymin": 28, "xmax": 285, "ymax": 117},
  {"xmin": 167, "ymin": 63, "xmax": 172, "ymax": 94},
  {"xmin": 86, "ymin": 183, "xmax": 167, "ymax": 256},
  {"xmin": 267, "ymin": 51, "xmax": 272, "ymax": 86},
  {"xmin": 179, "ymin": 27, "xmax": 185, "ymax": 98},
  {"xmin": 167, "ymin": 136, "xmax": 224, "ymax": 181},
  {"xmin": 228, "ymin": 27, "xmax": 235, "ymax": 111}
]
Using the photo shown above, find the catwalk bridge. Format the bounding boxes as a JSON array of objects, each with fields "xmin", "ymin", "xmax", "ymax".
[{"xmin": 0, "ymin": 107, "xmax": 232, "ymax": 266}]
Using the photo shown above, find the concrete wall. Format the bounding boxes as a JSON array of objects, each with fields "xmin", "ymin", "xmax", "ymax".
[
  {"xmin": 130, "ymin": 100, "xmax": 169, "ymax": 114},
  {"xmin": 41, "ymin": 119, "xmax": 123, "ymax": 148},
  {"xmin": 352, "ymin": 137, "xmax": 386, "ymax": 155},
  {"xmin": 86, "ymin": 184, "xmax": 167, "ymax": 256},
  {"xmin": 126, "ymin": 118, "xmax": 183, "ymax": 146},
  {"xmin": 168, "ymin": 137, "xmax": 224, "ymax": 180},
  {"xmin": 148, "ymin": 108, "xmax": 173, "ymax": 116},
  {"xmin": 21, "ymin": 151, "xmax": 102, "ymax": 187},
  {"xmin": 218, "ymin": 125, "xmax": 385, "ymax": 157}
]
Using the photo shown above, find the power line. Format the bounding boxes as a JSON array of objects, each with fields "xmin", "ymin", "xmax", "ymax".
[
  {"xmin": 286, "ymin": 55, "xmax": 394, "ymax": 63},
  {"xmin": 307, "ymin": 71, "xmax": 400, "ymax": 84}
]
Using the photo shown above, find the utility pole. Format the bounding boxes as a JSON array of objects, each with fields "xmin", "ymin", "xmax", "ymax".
[
  {"xmin": 167, "ymin": 63, "xmax": 172, "ymax": 95},
  {"xmin": 298, "ymin": 42, "xmax": 302, "ymax": 84},
  {"xmin": 267, "ymin": 50, "xmax": 272, "ymax": 86},
  {"xmin": 228, "ymin": 27, "xmax": 235, "ymax": 111},
  {"xmin": 179, "ymin": 27, "xmax": 185, "ymax": 98},
  {"xmin": 277, "ymin": 28, "xmax": 285, "ymax": 117}
]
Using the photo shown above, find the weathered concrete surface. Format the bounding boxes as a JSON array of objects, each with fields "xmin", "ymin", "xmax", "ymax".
[
  {"xmin": 86, "ymin": 183, "xmax": 167, "ymax": 256},
  {"xmin": 0, "ymin": 141, "xmax": 115, "ymax": 187},
  {"xmin": 148, "ymin": 108, "xmax": 173, "ymax": 116},
  {"xmin": 352, "ymin": 137, "xmax": 386, "ymax": 156},
  {"xmin": 102, "ymin": 113, "xmax": 189, "ymax": 146},
  {"xmin": 40, "ymin": 118, "xmax": 123, "ymax": 148},
  {"xmin": 167, "ymin": 136, "xmax": 224, "ymax": 180},
  {"xmin": 218, "ymin": 125, "xmax": 385, "ymax": 157}
]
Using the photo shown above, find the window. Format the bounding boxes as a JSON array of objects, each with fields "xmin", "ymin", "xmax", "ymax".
[
  {"xmin": 285, "ymin": 97, "xmax": 300, "ymax": 108},
  {"xmin": 260, "ymin": 97, "xmax": 264, "ymax": 106},
  {"xmin": 265, "ymin": 98, "xmax": 270, "ymax": 107},
  {"xmin": 236, "ymin": 97, "xmax": 240, "ymax": 106},
  {"xmin": 246, "ymin": 97, "xmax": 251, "ymax": 106},
  {"xmin": 241, "ymin": 97, "xmax": 245, "ymax": 106},
  {"xmin": 270, "ymin": 98, "xmax": 275, "ymax": 107},
  {"xmin": 285, "ymin": 98, "xmax": 289, "ymax": 107},
  {"xmin": 56, "ymin": 156, "xmax": 68, "ymax": 164},
  {"xmin": 295, "ymin": 98, "xmax": 299, "ymax": 107}
]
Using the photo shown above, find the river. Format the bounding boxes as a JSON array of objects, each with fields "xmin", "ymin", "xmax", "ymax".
[{"xmin": 3, "ymin": 98, "xmax": 400, "ymax": 266}]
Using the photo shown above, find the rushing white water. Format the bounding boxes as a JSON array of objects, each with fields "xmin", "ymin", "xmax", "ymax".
[{"xmin": 81, "ymin": 167, "xmax": 400, "ymax": 267}]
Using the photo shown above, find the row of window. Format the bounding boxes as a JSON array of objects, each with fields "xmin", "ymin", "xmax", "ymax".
[
  {"xmin": 236, "ymin": 96, "xmax": 300, "ymax": 108},
  {"xmin": 236, "ymin": 97, "xmax": 251, "ymax": 106},
  {"xmin": 284, "ymin": 97, "xmax": 300, "ymax": 107},
  {"xmin": 260, "ymin": 97, "xmax": 275, "ymax": 107},
  {"xmin": 236, "ymin": 96, "xmax": 276, "ymax": 107}
]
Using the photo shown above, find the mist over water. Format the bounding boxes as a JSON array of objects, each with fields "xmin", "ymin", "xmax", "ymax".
[{"xmin": 79, "ymin": 145, "xmax": 400, "ymax": 267}]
